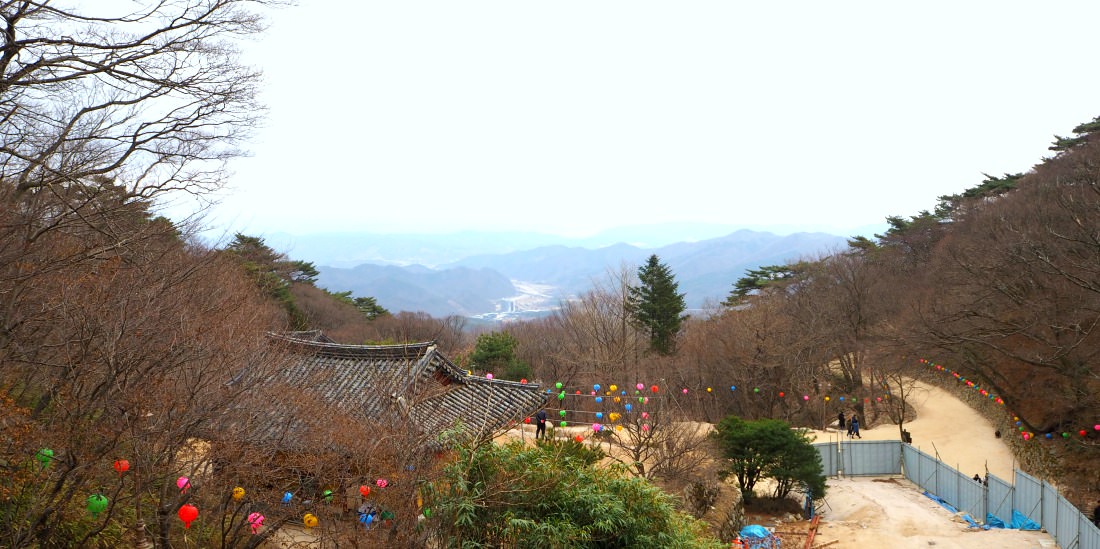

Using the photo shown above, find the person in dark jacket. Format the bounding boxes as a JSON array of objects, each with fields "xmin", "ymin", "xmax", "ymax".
[
  {"xmin": 535, "ymin": 409, "xmax": 547, "ymax": 439},
  {"xmin": 837, "ymin": 411, "xmax": 845, "ymax": 431},
  {"xmin": 850, "ymin": 415, "xmax": 861, "ymax": 438}
]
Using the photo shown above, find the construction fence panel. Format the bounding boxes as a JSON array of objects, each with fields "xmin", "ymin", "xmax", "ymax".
[
  {"xmin": 1052, "ymin": 489, "xmax": 1080, "ymax": 549},
  {"xmin": 955, "ymin": 472, "xmax": 986, "ymax": 521},
  {"xmin": 986, "ymin": 473, "xmax": 1013, "ymax": 525},
  {"xmin": 935, "ymin": 461, "xmax": 962, "ymax": 510},
  {"xmin": 816, "ymin": 442, "xmax": 838, "ymax": 477},
  {"xmin": 840, "ymin": 440, "xmax": 902, "ymax": 476},
  {"xmin": 1014, "ymin": 469, "xmax": 1043, "ymax": 527},
  {"xmin": 900, "ymin": 443, "xmax": 941, "ymax": 493},
  {"xmin": 1080, "ymin": 515, "xmax": 1100, "ymax": 549},
  {"xmin": 1042, "ymin": 481, "xmax": 1060, "ymax": 541}
]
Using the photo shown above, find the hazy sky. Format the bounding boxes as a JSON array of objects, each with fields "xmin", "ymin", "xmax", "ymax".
[{"xmin": 173, "ymin": 1, "xmax": 1100, "ymax": 239}]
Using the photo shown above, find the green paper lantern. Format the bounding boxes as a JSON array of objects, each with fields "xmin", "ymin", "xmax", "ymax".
[
  {"xmin": 423, "ymin": 507, "xmax": 431, "ymax": 518},
  {"xmin": 35, "ymin": 448, "xmax": 53, "ymax": 467},
  {"xmin": 559, "ymin": 421, "xmax": 567, "ymax": 427},
  {"xmin": 555, "ymin": 382, "xmax": 563, "ymax": 389},
  {"xmin": 557, "ymin": 391, "xmax": 565, "ymax": 400},
  {"xmin": 87, "ymin": 494, "xmax": 109, "ymax": 518},
  {"xmin": 559, "ymin": 410, "xmax": 566, "ymax": 417}
]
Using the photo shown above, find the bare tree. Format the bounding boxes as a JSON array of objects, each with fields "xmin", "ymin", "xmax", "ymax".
[{"xmin": 1, "ymin": 0, "xmax": 270, "ymax": 201}]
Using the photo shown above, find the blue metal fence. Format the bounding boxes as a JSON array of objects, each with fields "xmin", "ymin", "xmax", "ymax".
[{"xmin": 814, "ymin": 440, "xmax": 1100, "ymax": 549}]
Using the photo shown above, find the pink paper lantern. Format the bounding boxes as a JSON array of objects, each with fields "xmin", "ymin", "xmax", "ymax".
[
  {"xmin": 247, "ymin": 512, "xmax": 265, "ymax": 534},
  {"xmin": 486, "ymin": 373, "xmax": 493, "ymax": 379},
  {"xmin": 176, "ymin": 476, "xmax": 190, "ymax": 493},
  {"xmin": 682, "ymin": 388, "xmax": 688, "ymax": 394}
]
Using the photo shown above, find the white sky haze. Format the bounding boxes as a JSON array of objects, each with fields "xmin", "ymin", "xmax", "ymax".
[{"xmin": 178, "ymin": 1, "xmax": 1100, "ymax": 239}]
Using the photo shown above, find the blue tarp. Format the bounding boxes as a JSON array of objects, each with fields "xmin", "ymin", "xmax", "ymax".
[
  {"xmin": 959, "ymin": 513, "xmax": 984, "ymax": 529},
  {"xmin": 1010, "ymin": 509, "xmax": 1041, "ymax": 530},
  {"xmin": 739, "ymin": 524, "xmax": 770, "ymax": 538},
  {"xmin": 923, "ymin": 491, "xmax": 958, "ymax": 513},
  {"xmin": 985, "ymin": 513, "xmax": 1006, "ymax": 528},
  {"xmin": 738, "ymin": 525, "xmax": 781, "ymax": 548},
  {"xmin": 923, "ymin": 491, "xmax": 985, "ymax": 529}
]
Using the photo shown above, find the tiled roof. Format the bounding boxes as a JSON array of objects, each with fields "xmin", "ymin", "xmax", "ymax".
[{"xmin": 266, "ymin": 333, "xmax": 546, "ymax": 444}]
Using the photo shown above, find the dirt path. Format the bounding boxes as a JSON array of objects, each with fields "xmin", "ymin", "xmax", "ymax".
[
  {"xmin": 803, "ymin": 382, "xmax": 1058, "ymax": 548},
  {"xmin": 807, "ymin": 381, "xmax": 1017, "ymax": 480}
]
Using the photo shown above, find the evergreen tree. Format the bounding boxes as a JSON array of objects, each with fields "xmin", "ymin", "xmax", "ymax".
[
  {"xmin": 627, "ymin": 255, "xmax": 688, "ymax": 355},
  {"xmin": 723, "ymin": 264, "xmax": 802, "ymax": 306},
  {"xmin": 710, "ymin": 416, "xmax": 826, "ymax": 504},
  {"xmin": 470, "ymin": 331, "xmax": 530, "ymax": 381}
]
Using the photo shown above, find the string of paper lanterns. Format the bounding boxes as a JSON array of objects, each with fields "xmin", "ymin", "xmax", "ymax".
[
  {"xmin": 919, "ymin": 358, "xmax": 1099, "ymax": 442},
  {"xmin": 45, "ymin": 454, "xmax": 414, "ymax": 532}
]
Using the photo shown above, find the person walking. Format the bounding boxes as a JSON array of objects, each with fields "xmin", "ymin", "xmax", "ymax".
[
  {"xmin": 837, "ymin": 411, "xmax": 845, "ymax": 431},
  {"xmin": 535, "ymin": 409, "xmax": 547, "ymax": 439},
  {"xmin": 851, "ymin": 415, "xmax": 861, "ymax": 438}
]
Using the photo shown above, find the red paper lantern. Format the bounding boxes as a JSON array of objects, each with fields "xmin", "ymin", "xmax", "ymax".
[
  {"xmin": 524, "ymin": 417, "xmax": 531, "ymax": 424},
  {"xmin": 178, "ymin": 504, "xmax": 198, "ymax": 528},
  {"xmin": 113, "ymin": 459, "xmax": 129, "ymax": 475},
  {"xmin": 359, "ymin": 485, "xmax": 370, "ymax": 498}
]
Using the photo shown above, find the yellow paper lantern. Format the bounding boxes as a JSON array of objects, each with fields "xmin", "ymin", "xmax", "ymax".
[
  {"xmin": 232, "ymin": 487, "xmax": 245, "ymax": 501},
  {"xmin": 303, "ymin": 513, "xmax": 319, "ymax": 528}
]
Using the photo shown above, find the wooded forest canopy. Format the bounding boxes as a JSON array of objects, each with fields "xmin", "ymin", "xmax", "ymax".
[{"xmin": 1, "ymin": 0, "xmax": 1099, "ymax": 545}]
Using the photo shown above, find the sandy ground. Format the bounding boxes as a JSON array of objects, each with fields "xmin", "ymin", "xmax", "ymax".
[
  {"xmin": 814, "ymin": 476, "xmax": 1056, "ymax": 549},
  {"xmin": 805, "ymin": 382, "xmax": 1017, "ymax": 480},
  {"xmin": 803, "ymin": 382, "xmax": 1057, "ymax": 548}
]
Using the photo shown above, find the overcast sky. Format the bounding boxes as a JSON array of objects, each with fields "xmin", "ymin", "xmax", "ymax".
[{"xmin": 172, "ymin": 1, "xmax": 1100, "ymax": 239}]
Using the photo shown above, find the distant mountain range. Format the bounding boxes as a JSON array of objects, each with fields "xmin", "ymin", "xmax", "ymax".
[{"xmin": 294, "ymin": 227, "xmax": 856, "ymax": 320}]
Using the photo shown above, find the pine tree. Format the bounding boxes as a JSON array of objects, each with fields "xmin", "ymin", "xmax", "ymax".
[{"xmin": 627, "ymin": 254, "xmax": 688, "ymax": 355}]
